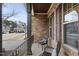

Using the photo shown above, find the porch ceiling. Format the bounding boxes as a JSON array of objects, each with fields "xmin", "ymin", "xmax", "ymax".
[{"xmin": 33, "ymin": 3, "xmax": 51, "ymax": 13}]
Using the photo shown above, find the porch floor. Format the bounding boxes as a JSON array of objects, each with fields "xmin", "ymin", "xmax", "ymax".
[
  {"xmin": 31, "ymin": 43, "xmax": 44, "ymax": 56},
  {"xmin": 31, "ymin": 43, "xmax": 57, "ymax": 56},
  {"xmin": 23, "ymin": 43, "xmax": 57, "ymax": 56}
]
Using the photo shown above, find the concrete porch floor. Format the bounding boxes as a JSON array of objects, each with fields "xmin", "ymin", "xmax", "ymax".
[
  {"xmin": 31, "ymin": 43, "xmax": 44, "ymax": 56},
  {"xmin": 23, "ymin": 43, "xmax": 57, "ymax": 56},
  {"xmin": 31, "ymin": 43, "xmax": 57, "ymax": 56}
]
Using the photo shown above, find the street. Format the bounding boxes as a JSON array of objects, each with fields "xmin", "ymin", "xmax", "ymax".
[{"xmin": 2, "ymin": 33, "xmax": 27, "ymax": 51}]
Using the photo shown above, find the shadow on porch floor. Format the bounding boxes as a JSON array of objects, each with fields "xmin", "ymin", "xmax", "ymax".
[{"xmin": 31, "ymin": 43, "xmax": 57, "ymax": 56}]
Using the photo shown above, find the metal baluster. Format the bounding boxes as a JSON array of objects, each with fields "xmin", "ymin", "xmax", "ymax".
[
  {"xmin": 17, "ymin": 49, "xmax": 19, "ymax": 56},
  {"xmin": 12, "ymin": 51, "xmax": 14, "ymax": 56},
  {"xmin": 15, "ymin": 50, "xmax": 17, "ymax": 56}
]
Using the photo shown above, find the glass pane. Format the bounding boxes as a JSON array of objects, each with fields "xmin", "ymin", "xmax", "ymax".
[
  {"xmin": 49, "ymin": 17, "xmax": 52, "ymax": 38},
  {"xmin": 64, "ymin": 11, "xmax": 78, "ymax": 22},
  {"xmin": 64, "ymin": 11, "xmax": 78, "ymax": 49},
  {"xmin": 50, "ymin": 28, "xmax": 52, "ymax": 38},
  {"xmin": 49, "ymin": 17, "xmax": 52, "ymax": 26}
]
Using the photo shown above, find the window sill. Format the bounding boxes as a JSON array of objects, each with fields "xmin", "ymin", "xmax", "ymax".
[{"xmin": 63, "ymin": 44, "xmax": 78, "ymax": 56}]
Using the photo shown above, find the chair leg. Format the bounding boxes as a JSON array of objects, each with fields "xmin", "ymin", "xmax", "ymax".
[{"xmin": 42, "ymin": 45, "xmax": 43, "ymax": 51}]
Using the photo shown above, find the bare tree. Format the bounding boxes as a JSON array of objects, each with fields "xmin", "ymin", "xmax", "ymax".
[
  {"xmin": 2, "ymin": 4, "xmax": 18, "ymax": 33},
  {"xmin": 2, "ymin": 4, "xmax": 18, "ymax": 20},
  {"xmin": 2, "ymin": 10, "xmax": 18, "ymax": 20}
]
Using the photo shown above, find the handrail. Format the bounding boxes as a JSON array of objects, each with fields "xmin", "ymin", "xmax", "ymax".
[{"xmin": 1, "ymin": 35, "xmax": 34, "ymax": 56}]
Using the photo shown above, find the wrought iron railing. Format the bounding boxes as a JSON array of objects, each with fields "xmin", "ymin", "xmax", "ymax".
[{"xmin": 1, "ymin": 35, "xmax": 34, "ymax": 56}]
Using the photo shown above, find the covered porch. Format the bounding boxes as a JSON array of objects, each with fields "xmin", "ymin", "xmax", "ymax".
[
  {"xmin": 1, "ymin": 3, "xmax": 79, "ymax": 56},
  {"xmin": 28, "ymin": 3, "xmax": 79, "ymax": 56},
  {"xmin": 30, "ymin": 3, "xmax": 62, "ymax": 56}
]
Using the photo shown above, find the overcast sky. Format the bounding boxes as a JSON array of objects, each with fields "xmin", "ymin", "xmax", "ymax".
[{"xmin": 2, "ymin": 3, "xmax": 27, "ymax": 24}]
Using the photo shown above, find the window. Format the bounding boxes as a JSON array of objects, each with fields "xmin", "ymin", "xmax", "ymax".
[
  {"xmin": 63, "ymin": 3, "xmax": 79, "ymax": 15},
  {"xmin": 64, "ymin": 4, "xmax": 79, "ymax": 49},
  {"xmin": 49, "ymin": 16, "xmax": 52, "ymax": 39}
]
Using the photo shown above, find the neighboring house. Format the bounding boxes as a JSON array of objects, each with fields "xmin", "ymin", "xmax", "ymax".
[
  {"xmin": 2, "ymin": 19, "xmax": 26, "ymax": 33},
  {"xmin": 14, "ymin": 22, "xmax": 26, "ymax": 33},
  {"xmin": 2, "ymin": 24, "xmax": 10, "ymax": 34}
]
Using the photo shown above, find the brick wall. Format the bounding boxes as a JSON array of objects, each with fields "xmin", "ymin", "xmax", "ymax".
[{"xmin": 31, "ymin": 14, "xmax": 49, "ymax": 42}]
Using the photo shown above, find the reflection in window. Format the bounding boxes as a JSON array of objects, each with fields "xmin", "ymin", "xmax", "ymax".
[
  {"xmin": 65, "ymin": 11, "xmax": 78, "ymax": 22},
  {"xmin": 64, "ymin": 10, "xmax": 78, "ymax": 49}
]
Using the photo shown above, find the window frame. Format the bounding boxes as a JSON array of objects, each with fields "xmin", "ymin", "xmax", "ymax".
[{"xmin": 63, "ymin": 4, "xmax": 79, "ymax": 50}]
